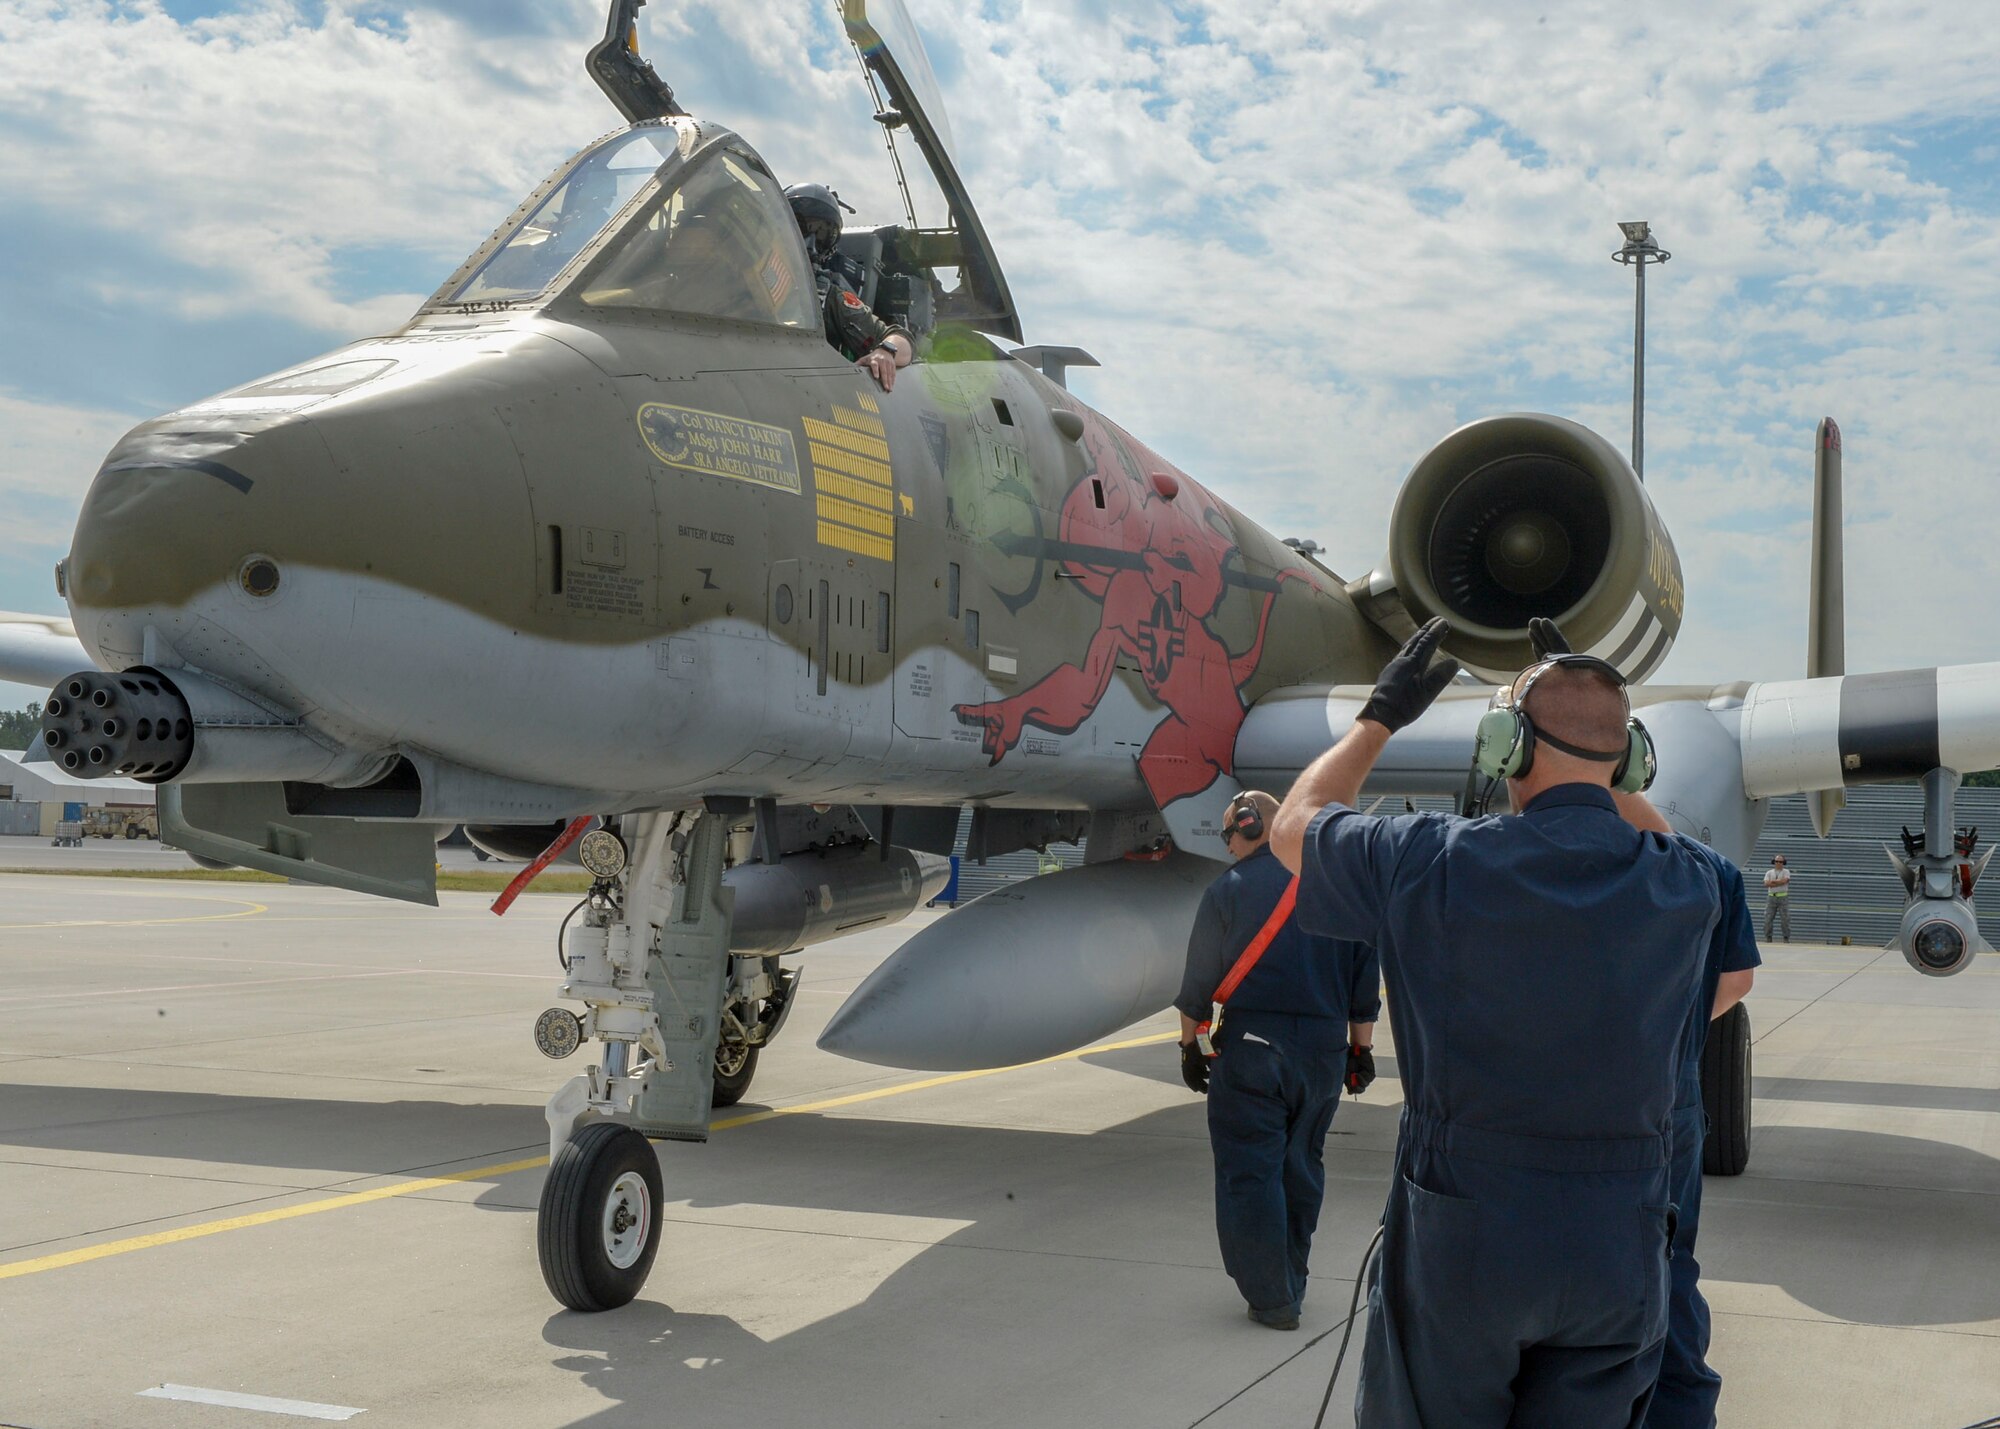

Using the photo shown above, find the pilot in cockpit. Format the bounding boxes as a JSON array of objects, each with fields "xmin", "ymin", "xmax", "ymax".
[{"xmin": 785, "ymin": 183, "xmax": 914, "ymax": 393}]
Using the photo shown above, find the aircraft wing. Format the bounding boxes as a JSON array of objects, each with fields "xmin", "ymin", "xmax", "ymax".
[
  {"xmin": 1736, "ymin": 664, "xmax": 2000, "ymax": 796},
  {"xmin": 0, "ymin": 611, "xmax": 90, "ymax": 691},
  {"xmin": 1237, "ymin": 662, "xmax": 2000, "ymax": 815}
]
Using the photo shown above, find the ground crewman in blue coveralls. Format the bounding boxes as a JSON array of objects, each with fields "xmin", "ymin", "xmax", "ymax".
[
  {"xmin": 1622, "ymin": 809, "xmax": 1759, "ymax": 1426},
  {"xmin": 1272, "ymin": 618, "xmax": 1723, "ymax": 1427},
  {"xmin": 1525, "ymin": 623, "xmax": 1762, "ymax": 1427},
  {"xmin": 1175, "ymin": 789, "xmax": 1380, "ymax": 1332}
]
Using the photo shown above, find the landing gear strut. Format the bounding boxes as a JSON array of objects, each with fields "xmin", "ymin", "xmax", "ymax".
[
  {"xmin": 712, "ymin": 953, "xmax": 801, "ymax": 1110},
  {"xmin": 536, "ymin": 808, "xmax": 734, "ymax": 1312}
]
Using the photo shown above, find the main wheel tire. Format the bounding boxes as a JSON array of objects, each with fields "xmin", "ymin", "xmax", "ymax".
[
  {"xmin": 537, "ymin": 1122, "xmax": 663, "ymax": 1312},
  {"xmin": 712, "ymin": 1042, "xmax": 759, "ymax": 1109},
  {"xmin": 1701, "ymin": 1002, "xmax": 1752, "ymax": 1176},
  {"xmin": 125, "ymin": 825, "xmax": 142, "ymax": 839}
]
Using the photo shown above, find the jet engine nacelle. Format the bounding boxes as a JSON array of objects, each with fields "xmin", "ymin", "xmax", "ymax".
[{"xmin": 1360, "ymin": 414, "xmax": 1684, "ymax": 682}]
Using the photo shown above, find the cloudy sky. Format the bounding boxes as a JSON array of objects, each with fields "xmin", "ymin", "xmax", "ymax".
[{"xmin": 1, "ymin": 0, "xmax": 1996, "ymax": 712}]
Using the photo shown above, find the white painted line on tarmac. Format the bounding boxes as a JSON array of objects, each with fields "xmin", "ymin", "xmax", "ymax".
[{"xmin": 137, "ymin": 1384, "xmax": 365, "ymax": 1420}]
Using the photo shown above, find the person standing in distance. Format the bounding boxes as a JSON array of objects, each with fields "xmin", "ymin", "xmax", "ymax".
[
  {"xmin": 1762, "ymin": 854, "xmax": 1792, "ymax": 942},
  {"xmin": 1175, "ymin": 790, "xmax": 1380, "ymax": 1332},
  {"xmin": 1271, "ymin": 618, "xmax": 1722, "ymax": 1427}
]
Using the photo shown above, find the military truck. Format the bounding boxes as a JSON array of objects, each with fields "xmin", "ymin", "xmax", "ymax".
[{"xmin": 82, "ymin": 807, "xmax": 157, "ymax": 840}]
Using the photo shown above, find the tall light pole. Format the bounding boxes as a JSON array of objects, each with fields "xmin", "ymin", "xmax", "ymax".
[{"xmin": 1612, "ymin": 220, "xmax": 1670, "ymax": 480}]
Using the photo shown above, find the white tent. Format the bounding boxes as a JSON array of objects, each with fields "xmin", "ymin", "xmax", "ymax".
[{"xmin": 0, "ymin": 749, "xmax": 154, "ymax": 836}]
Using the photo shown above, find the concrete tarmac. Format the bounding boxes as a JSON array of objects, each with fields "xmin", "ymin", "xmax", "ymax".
[
  {"xmin": 0, "ymin": 873, "xmax": 1996, "ymax": 1428},
  {"xmin": 0, "ymin": 833, "xmax": 499, "ymax": 874}
]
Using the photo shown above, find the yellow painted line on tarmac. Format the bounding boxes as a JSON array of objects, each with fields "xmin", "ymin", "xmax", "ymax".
[
  {"xmin": 710, "ymin": 1029, "xmax": 1176, "ymax": 1132},
  {"xmin": 0, "ymin": 1029, "xmax": 1177, "ymax": 1282},
  {"xmin": 0, "ymin": 1155, "xmax": 549, "ymax": 1282},
  {"xmin": 0, "ymin": 892, "xmax": 268, "ymax": 932}
]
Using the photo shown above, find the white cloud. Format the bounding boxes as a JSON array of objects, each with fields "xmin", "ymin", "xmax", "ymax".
[
  {"xmin": 0, "ymin": 389, "xmax": 132, "ymax": 550},
  {"xmin": 0, "ymin": 0, "xmax": 1996, "ymax": 693},
  {"xmin": 0, "ymin": 387, "xmax": 133, "ymax": 710}
]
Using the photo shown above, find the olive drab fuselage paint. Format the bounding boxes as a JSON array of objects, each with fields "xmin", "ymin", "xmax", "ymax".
[
  {"xmin": 61, "ymin": 120, "xmax": 1392, "ymax": 817},
  {"xmin": 72, "ymin": 330, "xmax": 1388, "ymax": 808}
]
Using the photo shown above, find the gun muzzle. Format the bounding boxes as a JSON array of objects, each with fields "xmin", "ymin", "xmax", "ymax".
[{"xmin": 41, "ymin": 667, "xmax": 390, "ymax": 787}]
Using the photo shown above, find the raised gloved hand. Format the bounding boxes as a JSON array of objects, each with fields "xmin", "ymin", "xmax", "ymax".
[
  {"xmin": 1180, "ymin": 1041, "xmax": 1210, "ymax": 1095},
  {"xmin": 1529, "ymin": 617, "xmax": 1573, "ymax": 660},
  {"xmin": 1359, "ymin": 618, "xmax": 1461, "ymax": 733},
  {"xmin": 1344, "ymin": 1045, "xmax": 1376, "ymax": 1096}
]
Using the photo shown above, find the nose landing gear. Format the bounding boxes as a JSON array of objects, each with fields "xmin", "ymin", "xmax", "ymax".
[
  {"xmin": 536, "ymin": 807, "xmax": 734, "ymax": 1312},
  {"xmin": 537, "ymin": 1121, "xmax": 664, "ymax": 1312}
]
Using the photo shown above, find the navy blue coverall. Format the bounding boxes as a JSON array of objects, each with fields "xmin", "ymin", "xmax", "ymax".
[
  {"xmin": 1176, "ymin": 844, "xmax": 1381, "ymax": 1319},
  {"xmin": 1301, "ymin": 785, "xmax": 1721, "ymax": 1429},
  {"xmin": 1646, "ymin": 845, "xmax": 1760, "ymax": 1429}
]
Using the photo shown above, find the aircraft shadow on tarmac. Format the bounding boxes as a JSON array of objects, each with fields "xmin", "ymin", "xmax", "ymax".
[
  {"xmin": 525, "ymin": 1099, "xmax": 1405, "ymax": 1429},
  {"xmin": 6, "ymin": 1075, "xmax": 1994, "ymax": 1424},
  {"xmin": 513, "ymin": 1105, "xmax": 1999, "ymax": 1427},
  {"xmin": 1713, "ymin": 1124, "xmax": 2000, "ymax": 1328},
  {"xmin": 0, "ymin": 1082, "xmax": 546, "ymax": 1181},
  {"xmin": 1753, "ymin": 1075, "xmax": 1998, "ymax": 1114},
  {"xmin": 1077, "ymin": 1041, "xmax": 1403, "ymax": 1092}
]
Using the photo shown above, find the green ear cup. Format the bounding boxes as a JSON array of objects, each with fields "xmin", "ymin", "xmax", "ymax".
[
  {"xmin": 1612, "ymin": 719, "xmax": 1657, "ymax": 793},
  {"xmin": 1474, "ymin": 707, "xmax": 1531, "ymax": 781}
]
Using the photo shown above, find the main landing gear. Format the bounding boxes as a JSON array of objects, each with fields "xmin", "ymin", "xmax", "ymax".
[
  {"xmin": 533, "ymin": 808, "xmax": 739, "ymax": 1312},
  {"xmin": 1700, "ymin": 1001, "xmax": 1752, "ymax": 1176}
]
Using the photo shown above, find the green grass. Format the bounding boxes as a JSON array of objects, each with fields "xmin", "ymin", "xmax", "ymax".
[{"xmin": 0, "ymin": 865, "xmax": 594, "ymax": 895}]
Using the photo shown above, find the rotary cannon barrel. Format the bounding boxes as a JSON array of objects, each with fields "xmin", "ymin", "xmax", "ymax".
[
  {"xmin": 41, "ymin": 670, "xmax": 195, "ymax": 781},
  {"xmin": 40, "ymin": 665, "xmax": 391, "ymax": 787}
]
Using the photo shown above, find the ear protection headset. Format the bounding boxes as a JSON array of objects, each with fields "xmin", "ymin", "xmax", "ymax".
[
  {"xmin": 1472, "ymin": 654, "xmax": 1657, "ymax": 794},
  {"xmin": 1224, "ymin": 795, "xmax": 1266, "ymax": 843}
]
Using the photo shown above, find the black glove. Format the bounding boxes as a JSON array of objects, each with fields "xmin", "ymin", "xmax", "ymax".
[
  {"xmin": 1180, "ymin": 1041, "xmax": 1210, "ymax": 1095},
  {"xmin": 1359, "ymin": 618, "xmax": 1461, "ymax": 733},
  {"xmin": 1528, "ymin": 617, "xmax": 1573, "ymax": 660},
  {"xmin": 1344, "ymin": 1045, "xmax": 1376, "ymax": 1096}
]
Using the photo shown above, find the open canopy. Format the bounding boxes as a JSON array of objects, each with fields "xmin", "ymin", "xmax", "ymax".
[{"xmin": 842, "ymin": 0, "xmax": 1020, "ymax": 341}]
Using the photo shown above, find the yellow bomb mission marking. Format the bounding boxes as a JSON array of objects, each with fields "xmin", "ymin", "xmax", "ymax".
[
  {"xmin": 638, "ymin": 402, "xmax": 802, "ymax": 495},
  {"xmin": 808, "ymin": 401, "xmax": 896, "ymax": 563}
]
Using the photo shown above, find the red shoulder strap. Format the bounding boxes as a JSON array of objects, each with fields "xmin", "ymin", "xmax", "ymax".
[{"xmin": 1211, "ymin": 875, "xmax": 1299, "ymax": 1006}]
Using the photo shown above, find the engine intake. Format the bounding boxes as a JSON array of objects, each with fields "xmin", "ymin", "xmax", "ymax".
[{"xmin": 1360, "ymin": 414, "xmax": 1683, "ymax": 681}]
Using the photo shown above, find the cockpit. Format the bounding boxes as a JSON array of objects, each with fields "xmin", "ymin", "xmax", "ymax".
[
  {"xmin": 449, "ymin": 129, "xmax": 678, "ymax": 307},
  {"xmin": 445, "ymin": 126, "xmax": 820, "ymax": 334},
  {"xmin": 429, "ymin": 0, "xmax": 1017, "ymax": 352}
]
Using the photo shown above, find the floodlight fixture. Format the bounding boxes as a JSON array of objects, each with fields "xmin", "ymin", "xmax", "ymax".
[{"xmin": 1611, "ymin": 220, "xmax": 1672, "ymax": 479}]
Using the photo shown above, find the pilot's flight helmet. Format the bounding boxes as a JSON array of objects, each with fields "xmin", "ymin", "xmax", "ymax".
[{"xmin": 785, "ymin": 183, "xmax": 847, "ymax": 261}]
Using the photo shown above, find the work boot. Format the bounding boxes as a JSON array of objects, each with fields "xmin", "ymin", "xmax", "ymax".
[{"xmin": 1247, "ymin": 1304, "xmax": 1300, "ymax": 1331}]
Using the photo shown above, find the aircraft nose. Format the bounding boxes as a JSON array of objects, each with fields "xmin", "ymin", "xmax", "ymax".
[{"xmin": 65, "ymin": 415, "xmax": 332, "ymax": 663}]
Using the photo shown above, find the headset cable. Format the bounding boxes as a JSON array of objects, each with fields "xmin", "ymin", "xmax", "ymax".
[{"xmin": 1311, "ymin": 1224, "xmax": 1383, "ymax": 1429}]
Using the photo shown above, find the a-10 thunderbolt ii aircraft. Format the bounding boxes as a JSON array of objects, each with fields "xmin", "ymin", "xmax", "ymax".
[{"xmin": 5, "ymin": 0, "xmax": 2000, "ymax": 1312}]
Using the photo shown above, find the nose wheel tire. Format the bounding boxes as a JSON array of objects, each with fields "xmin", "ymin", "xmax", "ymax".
[
  {"xmin": 712, "ymin": 1041, "xmax": 759, "ymax": 1109},
  {"xmin": 1700, "ymin": 1002, "xmax": 1752, "ymax": 1177},
  {"xmin": 538, "ymin": 1121, "xmax": 663, "ymax": 1311}
]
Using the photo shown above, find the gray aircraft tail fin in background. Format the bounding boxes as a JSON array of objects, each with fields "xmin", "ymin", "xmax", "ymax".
[{"xmin": 1809, "ymin": 417, "xmax": 1846, "ymax": 836}]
